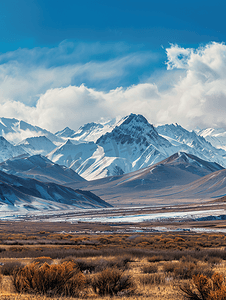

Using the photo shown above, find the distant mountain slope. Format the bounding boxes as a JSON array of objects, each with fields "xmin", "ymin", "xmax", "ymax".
[
  {"xmin": 0, "ymin": 155, "xmax": 85, "ymax": 184},
  {"xmin": 0, "ymin": 136, "xmax": 27, "ymax": 162},
  {"xmin": 47, "ymin": 140, "xmax": 99, "ymax": 169},
  {"xmin": 67, "ymin": 152, "xmax": 223, "ymax": 205},
  {"xmin": 0, "ymin": 168, "xmax": 111, "ymax": 213},
  {"xmin": 195, "ymin": 127, "xmax": 226, "ymax": 151},
  {"xmin": 1, "ymin": 114, "xmax": 226, "ymax": 182},
  {"xmin": 48, "ymin": 114, "xmax": 174, "ymax": 180},
  {"xmin": 55, "ymin": 127, "xmax": 76, "ymax": 138},
  {"xmin": 96, "ymin": 113, "xmax": 174, "ymax": 172},
  {"xmin": 46, "ymin": 140, "xmax": 119, "ymax": 180},
  {"xmin": 156, "ymin": 123, "xmax": 226, "ymax": 167},
  {"xmin": 49, "ymin": 114, "xmax": 226, "ymax": 180},
  {"xmin": 56, "ymin": 118, "xmax": 119, "ymax": 143},
  {"xmin": 17, "ymin": 136, "xmax": 56, "ymax": 155},
  {"xmin": 0, "ymin": 117, "xmax": 63, "ymax": 145}
]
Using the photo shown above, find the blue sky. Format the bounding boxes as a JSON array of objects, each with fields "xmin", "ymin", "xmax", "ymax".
[
  {"xmin": 0, "ymin": 0, "xmax": 226, "ymax": 131},
  {"xmin": 1, "ymin": 0, "xmax": 225, "ymax": 51}
]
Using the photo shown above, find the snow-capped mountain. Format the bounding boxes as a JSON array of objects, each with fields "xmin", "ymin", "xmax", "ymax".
[
  {"xmin": 2, "ymin": 114, "xmax": 226, "ymax": 182},
  {"xmin": 0, "ymin": 136, "xmax": 27, "ymax": 162},
  {"xmin": 56, "ymin": 118, "xmax": 119, "ymax": 143},
  {"xmin": 45, "ymin": 114, "xmax": 226, "ymax": 180},
  {"xmin": 97, "ymin": 114, "xmax": 173, "ymax": 171},
  {"xmin": 195, "ymin": 127, "xmax": 226, "ymax": 151},
  {"xmin": 47, "ymin": 115, "xmax": 174, "ymax": 180},
  {"xmin": 156, "ymin": 123, "xmax": 226, "ymax": 167},
  {"xmin": 0, "ymin": 168, "xmax": 110, "ymax": 213},
  {"xmin": 17, "ymin": 136, "xmax": 56, "ymax": 155},
  {"xmin": 0, "ymin": 117, "xmax": 63, "ymax": 145},
  {"xmin": 55, "ymin": 127, "xmax": 76, "ymax": 138},
  {"xmin": 67, "ymin": 152, "xmax": 224, "ymax": 205},
  {"xmin": 47, "ymin": 140, "xmax": 99, "ymax": 169},
  {"xmin": 0, "ymin": 154, "xmax": 85, "ymax": 185}
]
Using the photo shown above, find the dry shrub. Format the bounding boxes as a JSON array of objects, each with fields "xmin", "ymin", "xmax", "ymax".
[
  {"xmin": 91, "ymin": 267, "xmax": 134, "ymax": 296},
  {"xmin": 32, "ymin": 256, "xmax": 53, "ymax": 265},
  {"xmin": 163, "ymin": 261, "xmax": 178, "ymax": 273},
  {"xmin": 139, "ymin": 274, "xmax": 166, "ymax": 286},
  {"xmin": 142, "ymin": 263, "xmax": 158, "ymax": 274},
  {"xmin": 180, "ymin": 273, "xmax": 226, "ymax": 300},
  {"xmin": 148, "ymin": 255, "xmax": 163, "ymax": 262},
  {"xmin": 12, "ymin": 261, "xmax": 86, "ymax": 297},
  {"xmin": 203, "ymin": 256, "xmax": 222, "ymax": 266},
  {"xmin": 163, "ymin": 261, "xmax": 213, "ymax": 280},
  {"xmin": 180, "ymin": 255, "xmax": 198, "ymax": 264},
  {"xmin": 1, "ymin": 261, "xmax": 23, "ymax": 276},
  {"xmin": 62, "ymin": 256, "xmax": 132, "ymax": 274}
]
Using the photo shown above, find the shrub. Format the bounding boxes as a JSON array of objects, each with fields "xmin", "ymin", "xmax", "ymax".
[
  {"xmin": 180, "ymin": 255, "xmax": 198, "ymax": 264},
  {"xmin": 163, "ymin": 261, "xmax": 213, "ymax": 280},
  {"xmin": 139, "ymin": 274, "xmax": 166, "ymax": 286},
  {"xmin": 180, "ymin": 273, "xmax": 226, "ymax": 300},
  {"xmin": 1, "ymin": 261, "xmax": 23, "ymax": 276},
  {"xmin": 91, "ymin": 267, "xmax": 134, "ymax": 296},
  {"xmin": 142, "ymin": 263, "xmax": 158, "ymax": 274},
  {"xmin": 148, "ymin": 255, "xmax": 163, "ymax": 262},
  {"xmin": 12, "ymin": 261, "xmax": 86, "ymax": 297},
  {"xmin": 163, "ymin": 262, "xmax": 178, "ymax": 273},
  {"xmin": 62, "ymin": 256, "xmax": 132, "ymax": 274},
  {"xmin": 32, "ymin": 256, "xmax": 53, "ymax": 265}
]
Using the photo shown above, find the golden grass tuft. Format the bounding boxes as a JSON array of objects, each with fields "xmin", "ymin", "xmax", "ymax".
[
  {"xmin": 12, "ymin": 261, "xmax": 86, "ymax": 297},
  {"xmin": 91, "ymin": 267, "xmax": 135, "ymax": 296},
  {"xmin": 180, "ymin": 273, "xmax": 226, "ymax": 300}
]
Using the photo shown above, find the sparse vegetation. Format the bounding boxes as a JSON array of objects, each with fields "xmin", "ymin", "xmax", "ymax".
[
  {"xmin": 91, "ymin": 267, "xmax": 134, "ymax": 296},
  {"xmin": 12, "ymin": 261, "xmax": 86, "ymax": 297},
  {"xmin": 180, "ymin": 273, "xmax": 226, "ymax": 300},
  {"xmin": 0, "ymin": 221, "xmax": 225, "ymax": 299}
]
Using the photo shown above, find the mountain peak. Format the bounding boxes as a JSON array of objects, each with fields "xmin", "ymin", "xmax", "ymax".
[
  {"xmin": 65, "ymin": 139, "xmax": 73, "ymax": 145},
  {"xmin": 122, "ymin": 113, "xmax": 149, "ymax": 126},
  {"xmin": 55, "ymin": 127, "xmax": 75, "ymax": 138}
]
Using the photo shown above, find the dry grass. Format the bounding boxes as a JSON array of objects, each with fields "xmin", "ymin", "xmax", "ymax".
[
  {"xmin": 12, "ymin": 261, "xmax": 86, "ymax": 297},
  {"xmin": 0, "ymin": 222, "xmax": 225, "ymax": 299},
  {"xmin": 180, "ymin": 273, "xmax": 226, "ymax": 300}
]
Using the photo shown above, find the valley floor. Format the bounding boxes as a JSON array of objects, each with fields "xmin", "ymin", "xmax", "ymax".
[
  {"xmin": 0, "ymin": 199, "xmax": 225, "ymax": 299},
  {"xmin": 2, "ymin": 199, "xmax": 226, "ymax": 234},
  {"xmin": 0, "ymin": 220, "xmax": 224, "ymax": 298}
]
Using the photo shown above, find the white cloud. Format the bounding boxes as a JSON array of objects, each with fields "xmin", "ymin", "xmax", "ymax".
[
  {"xmin": 1, "ymin": 41, "xmax": 226, "ymax": 132},
  {"xmin": 0, "ymin": 41, "xmax": 155, "ymax": 105}
]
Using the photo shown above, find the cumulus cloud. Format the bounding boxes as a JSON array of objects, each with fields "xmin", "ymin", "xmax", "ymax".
[
  {"xmin": 3, "ymin": 129, "xmax": 44, "ymax": 145},
  {"xmin": 1, "ymin": 41, "xmax": 226, "ymax": 132},
  {"xmin": 0, "ymin": 41, "xmax": 155, "ymax": 105}
]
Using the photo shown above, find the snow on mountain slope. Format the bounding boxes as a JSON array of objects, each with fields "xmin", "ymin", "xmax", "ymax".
[
  {"xmin": 0, "ymin": 136, "xmax": 27, "ymax": 162},
  {"xmin": 47, "ymin": 140, "xmax": 99, "ymax": 170},
  {"xmin": 75, "ymin": 154, "xmax": 131, "ymax": 180},
  {"xmin": 46, "ymin": 138, "xmax": 131, "ymax": 180},
  {"xmin": 114, "ymin": 151, "xmax": 224, "ymax": 190},
  {"xmin": 17, "ymin": 136, "xmax": 56, "ymax": 155},
  {"xmin": 195, "ymin": 127, "xmax": 226, "ymax": 151},
  {"xmin": 47, "ymin": 114, "xmax": 226, "ymax": 180},
  {"xmin": 96, "ymin": 114, "xmax": 175, "ymax": 171},
  {"xmin": 0, "ymin": 155, "xmax": 85, "ymax": 184},
  {"xmin": 56, "ymin": 118, "xmax": 120, "ymax": 143},
  {"xmin": 0, "ymin": 117, "xmax": 63, "ymax": 145},
  {"xmin": 1, "ymin": 114, "xmax": 226, "ymax": 182},
  {"xmin": 48, "ymin": 114, "xmax": 176, "ymax": 180},
  {"xmin": 0, "ymin": 169, "xmax": 111, "ymax": 213},
  {"xmin": 55, "ymin": 127, "xmax": 76, "ymax": 138},
  {"xmin": 68, "ymin": 152, "xmax": 224, "ymax": 205},
  {"xmin": 156, "ymin": 123, "xmax": 226, "ymax": 167}
]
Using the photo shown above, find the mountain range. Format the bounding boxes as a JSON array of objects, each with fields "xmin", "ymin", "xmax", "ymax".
[
  {"xmin": 0, "ymin": 114, "xmax": 226, "ymax": 212},
  {"xmin": 66, "ymin": 151, "xmax": 225, "ymax": 206},
  {"xmin": 0, "ymin": 114, "xmax": 226, "ymax": 181}
]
